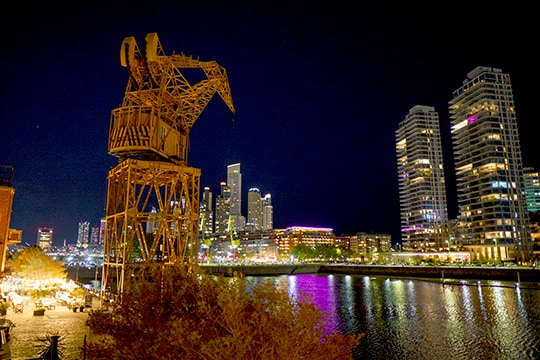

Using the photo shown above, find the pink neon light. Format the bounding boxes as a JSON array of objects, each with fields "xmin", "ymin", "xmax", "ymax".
[{"xmin": 468, "ymin": 116, "xmax": 478, "ymax": 124}]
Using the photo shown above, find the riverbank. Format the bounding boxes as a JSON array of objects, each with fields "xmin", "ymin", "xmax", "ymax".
[
  {"xmin": 68, "ymin": 263, "xmax": 540, "ymax": 287},
  {"xmin": 199, "ymin": 263, "xmax": 540, "ymax": 284}
]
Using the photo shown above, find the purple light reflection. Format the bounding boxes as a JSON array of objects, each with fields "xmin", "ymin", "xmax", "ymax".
[{"xmin": 287, "ymin": 274, "xmax": 340, "ymax": 335}]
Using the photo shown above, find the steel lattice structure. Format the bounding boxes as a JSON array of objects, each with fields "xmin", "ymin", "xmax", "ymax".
[{"xmin": 102, "ymin": 33, "xmax": 234, "ymax": 297}]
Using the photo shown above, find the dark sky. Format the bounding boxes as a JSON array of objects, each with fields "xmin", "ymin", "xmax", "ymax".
[{"xmin": 1, "ymin": 2, "xmax": 537, "ymax": 246}]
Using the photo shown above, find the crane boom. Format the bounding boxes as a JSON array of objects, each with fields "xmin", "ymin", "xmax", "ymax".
[{"xmin": 109, "ymin": 32, "xmax": 235, "ymax": 166}]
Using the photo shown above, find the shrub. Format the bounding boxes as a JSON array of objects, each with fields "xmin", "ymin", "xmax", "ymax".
[{"xmin": 84, "ymin": 264, "xmax": 363, "ymax": 360}]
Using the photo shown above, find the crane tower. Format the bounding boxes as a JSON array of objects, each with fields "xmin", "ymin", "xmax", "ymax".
[{"xmin": 102, "ymin": 33, "xmax": 234, "ymax": 295}]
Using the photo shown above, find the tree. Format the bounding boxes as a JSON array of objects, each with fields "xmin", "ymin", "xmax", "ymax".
[
  {"xmin": 9, "ymin": 246, "xmax": 67, "ymax": 281},
  {"xmin": 290, "ymin": 243, "xmax": 315, "ymax": 260},
  {"xmin": 84, "ymin": 264, "xmax": 363, "ymax": 360}
]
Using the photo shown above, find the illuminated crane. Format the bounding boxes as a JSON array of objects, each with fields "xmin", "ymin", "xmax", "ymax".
[{"xmin": 102, "ymin": 33, "xmax": 234, "ymax": 295}]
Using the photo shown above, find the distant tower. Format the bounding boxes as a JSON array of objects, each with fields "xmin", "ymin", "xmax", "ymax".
[
  {"xmin": 227, "ymin": 163, "xmax": 245, "ymax": 231},
  {"xmin": 146, "ymin": 206, "xmax": 159, "ymax": 235},
  {"xmin": 37, "ymin": 227, "xmax": 54, "ymax": 248},
  {"xmin": 201, "ymin": 186, "xmax": 214, "ymax": 233},
  {"xmin": 215, "ymin": 182, "xmax": 230, "ymax": 234},
  {"xmin": 99, "ymin": 218, "xmax": 106, "ymax": 245},
  {"xmin": 523, "ymin": 167, "xmax": 540, "ymax": 213},
  {"xmin": 449, "ymin": 66, "xmax": 532, "ymax": 262},
  {"xmin": 396, "ymin": 105, "xmax": 449, "ymax": 251},
  {"xmin": 227, "ymin": 163, "xmax": 242, "ymax": 216},
  {"xmin": 77, "ymin": 221, "xmax": 90, "ymax": 248},
  {"xmin": 90, "ymin": 225, "xmax": 100, "ymax": 246},
  {"xmin": 263, "ymin": 193, "xmax": 273, "ymax": 231},
  {"xmin": 247, "ymin": 188, "xmax": 263, "ymax": 230}
]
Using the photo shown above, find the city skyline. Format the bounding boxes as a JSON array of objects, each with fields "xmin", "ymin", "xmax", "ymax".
[{"xmin": 2, "ymin": 3, "xmax": 537, "ymax": 246}]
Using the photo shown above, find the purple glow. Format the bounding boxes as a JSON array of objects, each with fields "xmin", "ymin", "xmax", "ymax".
[
  {"xmin": 402, "ymin": 226, "xmax": 422, "ymax": 231},
  {"xmin": 288, "ymin": 226, "xmax": 333, "ymax": 232},
  {"xmin": 468, "ymin": 116, "xmax": 478, "ymax": 124},
  {"xmin": 288, "ymin": 274, "xmax": 339, "ymax": 335}
]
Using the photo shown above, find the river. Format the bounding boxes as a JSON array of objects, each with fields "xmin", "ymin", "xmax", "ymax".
[{"xmin": 250, "ymin": 274, "xmax": 540, "ymax": 360}]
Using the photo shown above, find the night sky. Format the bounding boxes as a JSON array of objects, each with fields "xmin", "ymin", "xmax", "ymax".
[{"xmin": 2, "ymin": 2, "xmax": 537, "ymax": 246}]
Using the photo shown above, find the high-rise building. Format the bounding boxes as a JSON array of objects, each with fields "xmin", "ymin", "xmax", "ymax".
[
  {"xmin": 396, "ymin": 105, "xmax": 449, "ymax": 251},
  {"xmin": 90, "ymin": 225, "xmax": 100, "ymax": 246},
  {"xmin": 146, "ymin": 206, "xmax": 159, "ymax": 235},
  {"xmin": 449, "ymin": 66, "xmax": 532, "ymax": 262},
  {"xmin": 99, "ymin": 218, "xmax": 106, "ymax": 245},
  {"xmin": 37, "ymin": 227, "xmax": 53, "ymax": 248},
  {"xmin": 215, "ymin": 181, "xmax": 231, "ymax": 234},
  {"xmin": 201, "ymin": 186, "xmax": 214, "ymax": 233},
  {"xmin": 227, "ymin": 163, "xmax": 242, "ymax": 215},
  {"xmin": 263, "ymin": 193, "xmax": 273, "ymax": 231},
  {"xmin": 77, "ymin": 221, "xmax": 90, "ymax": 248},
  {"xmin": 227, "ymin": 163, "xmax": 245, "ymax": 231},
  {"xmin": 523, "ymin": 167, "xmax": 540, "ymax": 213},
  {"xmin": 247, "ymin": 188, "xmax": 263, "ymax": 230}
]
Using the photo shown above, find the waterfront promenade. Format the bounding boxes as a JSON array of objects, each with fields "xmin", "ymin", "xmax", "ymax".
[{"xmin": 2, "ymin": 302, "xmax": 90, "ymax": 360}]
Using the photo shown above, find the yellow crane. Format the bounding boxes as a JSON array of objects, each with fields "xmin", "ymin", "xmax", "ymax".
[{"xmin": 102, "ymin": 33, "xmax": 234, "ymax": 296}]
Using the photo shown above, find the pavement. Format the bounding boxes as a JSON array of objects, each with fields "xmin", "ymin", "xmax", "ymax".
[{"xmin": 1, "ymin": 302, "xmax": 92, "ymax": 360}]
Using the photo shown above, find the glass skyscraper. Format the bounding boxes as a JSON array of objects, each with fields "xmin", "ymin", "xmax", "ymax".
[
  {"xmin": 77, "ymin": 221, "xmax": 90, "ymax": 248},
  {"xmin": 215, "ymin": 181, "xmax": 230, "ymax": 234},
  {"xmin": 247, "ymin": 188, "xmax": 263, "ymax": 230},
  {"xmin": 262, "ymin": 193, "xmax": 273, "ymax": 231},
  {"xmin": 449, "ymin": 66, "xmax": 532, "ymax": 262},
  {"xmin": 396, "ymin": 105, "xmax": 449, "ymax": 251},
  {"xmin": 227, "ymin": 163, "xmax": 244, "ymax": 231}
]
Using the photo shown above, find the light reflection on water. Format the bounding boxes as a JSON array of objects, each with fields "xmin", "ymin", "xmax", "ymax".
[{"xmin": 252, "ymin": 274, "xmax": 540, "ymax": 360}]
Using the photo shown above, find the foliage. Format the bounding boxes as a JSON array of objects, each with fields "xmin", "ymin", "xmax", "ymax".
[
  {"xmin": 291, "ymin": 243, "xmax": 314, "ymax": 260},
  {"xmin": 84, "ymin": 264, "xmax": 363, "ymax": 360},
  {"xmin": 31, "ymin": 288, "xmax": 52, "ymax": 300},
  {"xmin": 0, "ymin": 301, "xmax": 10, "ymax": 311},
  {"xmin": 9, "ymin": 246, "xmax": 67, "ymax": 281},
  {"xmin": 291, "ymin": 243, "xmax": 344, "ymax": 261},
  {"xmin": 70, "ymin": 287, "xmax": 85, "ymax": 300}
]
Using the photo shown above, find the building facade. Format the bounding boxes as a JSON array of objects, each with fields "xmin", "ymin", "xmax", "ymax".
[
  {"xmin": 247, "ymin": 188, "xmax": 263, "ymax": 230},
  {"xmin": 215, "ymin": 181, "xmax": 231, "ymax": 234},
  {"xmin": 449, "ymin": 66, "xmax": 532, "ymax": 262},
  {"xmin": 77, "ymin": 221, "xmax": 90, "ymax": 248},
  {"xmin": 262, "ymin": 193, "xmax": 273, "ymax": 231},
  {"xmin": 396, "ymin": 105, "xmax": 449, "ymax": 251},
  {"xmin": 90, "ymin": 225, "xmax": 100, "ymax": 246},
  {"xmin": 523, "ymin": 167, "xmax": 540, "ymax": 213},
  {"xmin": 37, "ymin": 227, "xmax": 54, "ymax": 248},
  {"xmin": 273, "ymin": 226, "xmax": 335, "ymax": 257},
  {"xmin": 227, "ymin": 163, "xmax": 242, "ymax": 220},
  {"xmin": 200, "ymin": 186, "xmax": 214, "ymax": 234}
]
